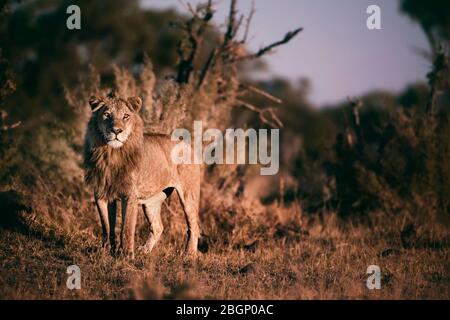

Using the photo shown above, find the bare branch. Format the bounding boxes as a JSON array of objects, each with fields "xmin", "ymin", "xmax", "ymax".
[
  {"xmin": 224, "ymin": 0, "xmax": 238, "ymax": 45},
  {"xmin": 201, "ymin": 0, "xmax": 214, "ymax": 22},
  {"xmin": 235, "ymin": 99, "xmax": 283, "ymax": 128},
  {"xmin": 177, "ymin": 0, "xmax": 198, "ymax": 17},
  {"xmin": 239, "ymin": 84, "xmax": 282, "ymax": 104},
  {"xmin": 197, "ymin": 48, "xmax": 218, "ymax": 89},
  {"xmin": 232, "ymin": 14, "xmax": 244, "ymax": 39},
  {"xmin": 241, "ymin": 0, "xmax": 256, "ymax": 44},
  {"xmin": 260, "ymin": 108, "xmax": 283, "ymax": 128},
  {"xmin": 238, "ymin": 27, "xmax": 303, "ymax": 61}
]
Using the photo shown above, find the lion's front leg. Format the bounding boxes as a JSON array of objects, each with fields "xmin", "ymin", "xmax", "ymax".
[
  {"xmin": 119, "ymin": 195, "xmax": 139, "ymax": 259},
  {"xmin": 95, "ymin": 197, "xmax": 110, "ymax": 250},
  {"xmin": 107, "ymin": 200, "xmax": 118, "ymax": 253}
]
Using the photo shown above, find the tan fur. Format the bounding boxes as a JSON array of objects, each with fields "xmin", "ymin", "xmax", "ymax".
[{"xmin": 84, "ymin": 92, "xmax": 201, "ymax": 258}]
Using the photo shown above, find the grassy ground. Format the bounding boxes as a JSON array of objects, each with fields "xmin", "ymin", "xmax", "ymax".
[{"xmin": 0, "ymin": 208, "xmax": 448, "ymax": 300}]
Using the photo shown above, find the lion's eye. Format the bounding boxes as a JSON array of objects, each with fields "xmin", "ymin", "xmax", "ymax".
[
  {"xmin": 123, "ymin": 114, "xmax": 130, "ymax": 120},
  {"xmin": 103, "ymin": 112, "xmax": 111, "ymax": 120}
]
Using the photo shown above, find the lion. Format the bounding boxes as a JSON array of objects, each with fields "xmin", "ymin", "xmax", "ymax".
[{"xmin": 84, "ymin": 91, "xmax": 201, "ymax": 259}]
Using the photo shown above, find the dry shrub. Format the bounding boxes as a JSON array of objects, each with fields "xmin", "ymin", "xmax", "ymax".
[{"xmin": 200, "ymin": 168, "xmax": 307, "ymax": 250}]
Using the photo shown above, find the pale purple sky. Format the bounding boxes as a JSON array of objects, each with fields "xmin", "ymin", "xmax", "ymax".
[{"xmin": 141, "ymin": 0, "xmax": 430, "ymax": 106}]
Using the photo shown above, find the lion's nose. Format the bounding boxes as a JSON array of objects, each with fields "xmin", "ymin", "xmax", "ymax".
[{"xmin": 112, "ymin": 128, "xmax": 123, "ymax": 134}]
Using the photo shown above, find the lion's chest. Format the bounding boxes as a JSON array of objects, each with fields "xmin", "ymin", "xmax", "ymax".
[{"xmin": 86, "ymin": 146, "xmax": 140, "ymax": 200}]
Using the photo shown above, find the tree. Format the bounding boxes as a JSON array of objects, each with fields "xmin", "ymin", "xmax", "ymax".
[
  {"xmin": 400, "ymin": 0, "xmax": 450, "ymax": 114},
  {"xmin": 400, "ymin": 0, "xmax": 450, "ymax": 51}
]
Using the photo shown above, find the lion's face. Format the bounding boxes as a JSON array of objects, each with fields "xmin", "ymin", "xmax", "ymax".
[{"xmin": 89, "ymin": 94, "xmax": 143, "ymax": 149}]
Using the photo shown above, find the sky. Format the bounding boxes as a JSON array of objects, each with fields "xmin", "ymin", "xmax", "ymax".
[{"xmin": 141, "ymin": 0, "xmax": 430, "ymax": 106}]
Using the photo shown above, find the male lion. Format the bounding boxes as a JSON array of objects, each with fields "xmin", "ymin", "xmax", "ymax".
[{"xmin": 84, "ymin": 91, "xmax": 200, "ymax": 259}]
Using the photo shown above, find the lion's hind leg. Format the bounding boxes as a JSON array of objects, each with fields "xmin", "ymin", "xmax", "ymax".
[
  {"xmin": 176, "ymin": 187, "xmax": 200, "ymax": 256},
  {"xmin": 139, "ymin": 192, "xmax": 166, "ymax": 254}
]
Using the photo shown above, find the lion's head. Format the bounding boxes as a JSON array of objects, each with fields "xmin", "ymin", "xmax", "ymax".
[
  {"xmin": 88, "ymin": 92, "xmax": 143, "ymax": 149},
  {"xmin": 84, "ymin": 91, "xmax": 144, "ymax": 200}
]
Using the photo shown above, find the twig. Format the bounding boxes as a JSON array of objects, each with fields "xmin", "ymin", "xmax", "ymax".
[
  {"xmin": 232, "ymin": 14, "xmax": 244, "ymax": 39},
  {"xmin": 237, "ymin": 27, "xmax": 303, "ymax": 61},
  {"xmin": 177, "ymin": 0, "xmax": 198, "ymax": 17},
  {"xmin": 224, "ymin": 0, "xmax": 238, "ymax": 45},
  {"xmin": 241, "ymin": 0, "xmax": 255, "ymax": 44},
  {"xmin": 235, "ymin": 98, "xmax": 283, "ymax": 128},
  {"xmin": 240, "ymin": 84, "xmax": 282, "ymax": 104},
  {"xmin": 201, "ymin": 0, "xmax": 214, "ymax": 22},
  {"xmin": 197, "ymin": 48, "xmax": 218, "ymax": 89}
]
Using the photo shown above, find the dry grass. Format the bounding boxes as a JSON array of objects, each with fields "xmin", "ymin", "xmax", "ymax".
[{"xmin": 0, "ymin": 203, "xmax": 448, "ymax": 300}]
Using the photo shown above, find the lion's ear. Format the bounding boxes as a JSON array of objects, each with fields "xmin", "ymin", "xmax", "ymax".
[
  {"xmin": 127, "ymin": 96, "xmax": 142, "ymax": 113},
  {"xmin": 89, "ymin": 96, "xmax": 105, "ymax": 113}
]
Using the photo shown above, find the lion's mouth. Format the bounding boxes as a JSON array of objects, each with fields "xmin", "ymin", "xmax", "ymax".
[
  {"xmin": 104, "ymin": 134, "xmax": 126, "ymax": 148},
  {"xmin": 106, "ymin": 139, "xmax": 124, "ymax": 149},
  {"xmin": 107, "ymin": 136, "xmax": 125, "ymax": 142}
]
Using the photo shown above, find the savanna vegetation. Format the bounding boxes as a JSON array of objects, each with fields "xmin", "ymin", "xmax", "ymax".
[{"xmin": 0, "ymin": 0, "xmax": 449, "ymax": 299}]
